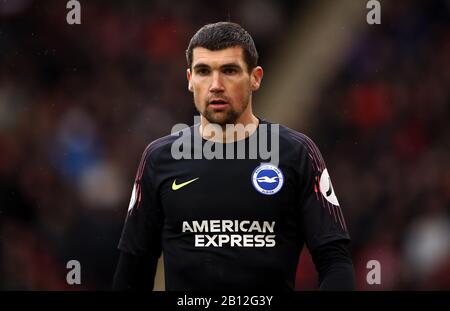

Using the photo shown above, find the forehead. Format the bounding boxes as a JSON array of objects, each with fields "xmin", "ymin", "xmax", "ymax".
[{"xmin": 192, "ymin": 46, "xmax": 246, "ymax": 67}]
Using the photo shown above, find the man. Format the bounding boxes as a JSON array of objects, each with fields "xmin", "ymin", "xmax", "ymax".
[{"xmin": 113, "ymin": 22, "xmax": 355, "ymax": 291}]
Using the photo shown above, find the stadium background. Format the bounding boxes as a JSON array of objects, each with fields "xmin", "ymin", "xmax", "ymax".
[{"xmin": 0, "ymin": 0, "xmax": 449, "ymax": 290}]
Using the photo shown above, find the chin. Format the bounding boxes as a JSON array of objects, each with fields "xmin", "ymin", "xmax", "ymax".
[
  {"xmin": 206, "ymin": 117, "xmax": 228, "ymax": 126},
  {"xmin": 212, "ymin": 114, "xmax": 240, "ymax": 126}
]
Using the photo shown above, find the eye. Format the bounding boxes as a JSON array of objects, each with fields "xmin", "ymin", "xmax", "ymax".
[
  {"xmin": 196, "ymin": 68, "xmax": 210, "ymax": 76},
  {"xmin": 223, "ymin": 68, "xmax": 238, "ymax": 75}
]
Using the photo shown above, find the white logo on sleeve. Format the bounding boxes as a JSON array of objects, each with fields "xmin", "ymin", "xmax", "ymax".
[
  {"xmin": 319, "ymin": 168, "xmax": 340, "ymax": 206},
  {"xmin": 128, "ymin": 183, "xmax": 137, "ymax": 212}
]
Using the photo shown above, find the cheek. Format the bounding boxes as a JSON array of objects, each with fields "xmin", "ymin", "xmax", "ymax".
[
  {"xmin": 193, "ymin": 82, "xmax": 207, "ymax": 96},
  {"xmin": 193, "ymin": 86, "xmax": 207, "ymax": 105},
  {"xmin": 231, "ymin": 82, "xmax": 250, "ymax": 101}
]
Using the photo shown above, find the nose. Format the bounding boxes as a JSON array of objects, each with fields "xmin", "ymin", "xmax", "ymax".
[{"xmin": 209, "ymin": 71, "xmax": 224, "ymax": 93}]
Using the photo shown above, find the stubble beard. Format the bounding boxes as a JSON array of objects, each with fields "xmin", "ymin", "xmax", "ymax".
[{"xmin": 197, "ymin": 94, "xmax": 250, "ymax": 127}]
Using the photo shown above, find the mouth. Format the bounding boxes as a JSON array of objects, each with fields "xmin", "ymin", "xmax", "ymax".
[{"xmin": 208, "ymin": 99, "xmax": 229, "ymax": 109}]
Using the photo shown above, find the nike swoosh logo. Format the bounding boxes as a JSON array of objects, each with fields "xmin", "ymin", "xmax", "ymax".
[{"xmin": 172, "ymin": 177, "xmax": 199, "ymax": 191}]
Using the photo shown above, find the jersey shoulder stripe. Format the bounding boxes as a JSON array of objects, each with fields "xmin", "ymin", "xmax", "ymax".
[
  {"xmin": 278, "ymin": 125, "xmax": 326, "ymax": 172},
  {"xmin": 130, "ymin": 132, "xmax": 180, "ymax": 213},
  {"xmin": 135, "ymin": 133, "xmax": 180, "ymax": 184}
]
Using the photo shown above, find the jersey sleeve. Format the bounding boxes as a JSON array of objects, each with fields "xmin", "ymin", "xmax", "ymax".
[
  {"xmin": 297, "ymin": 135, "xmax": 350, "ymax": 252},
  {"xmin": 118, "ymin": 145, "xmax": 163, "ymax": 259}
]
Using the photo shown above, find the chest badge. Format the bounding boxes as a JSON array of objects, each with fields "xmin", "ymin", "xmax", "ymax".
[{"xmin": 251, "ymin": 163, "xmax": 284, "ymax": 195}]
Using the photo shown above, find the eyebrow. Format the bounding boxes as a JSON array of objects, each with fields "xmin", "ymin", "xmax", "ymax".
[{"xmin": 193, "ymin": 62, "xmax": 243, "ymax": 71}]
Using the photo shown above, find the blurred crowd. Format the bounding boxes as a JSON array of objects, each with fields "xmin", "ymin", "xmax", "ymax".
[
  {"xmin": 0, "ymin": 0, "xmax": 300, "ymax": 290},
  {"xmin": 0, "ymin": 0, "xmax": 448, "ymax": 290},
  {"xmin": 305, "ymin": 1, "xmax": 450, "ymax": 290}
]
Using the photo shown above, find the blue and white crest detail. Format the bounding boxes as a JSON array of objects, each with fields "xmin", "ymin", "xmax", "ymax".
[{"xmin": 251, "ymin": 163, "xmax": 284, "ymax": 195}]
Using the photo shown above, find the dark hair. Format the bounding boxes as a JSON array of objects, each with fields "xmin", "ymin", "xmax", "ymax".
[{"xmin": 186, "ymin": 22, "xmax": 258, "ymax": 72}]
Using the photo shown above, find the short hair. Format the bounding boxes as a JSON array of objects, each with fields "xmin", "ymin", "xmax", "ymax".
[{"xmin": 186, "ymin": 22, "xmax": 258, "ymax": 72}]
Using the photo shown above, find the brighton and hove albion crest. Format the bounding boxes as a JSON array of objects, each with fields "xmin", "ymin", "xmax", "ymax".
[{"xmin": 251, "ymin": 163, "xmax": 284, "ymax": 195}]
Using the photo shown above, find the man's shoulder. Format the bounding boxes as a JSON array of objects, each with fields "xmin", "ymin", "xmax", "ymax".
[
  {"xmin": 140, "ymin": 127, "xmax": 192, "ymax": 163},
  {"xmin": 264, "ymin": 120, "xmax": 320, "ymax": 153}
]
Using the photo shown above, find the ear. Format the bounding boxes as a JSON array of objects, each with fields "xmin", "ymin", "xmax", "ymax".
[
  {"xmin": 250, "ymin": 66, "xmax": 263, "ymax": 91},
  {"xmin": 187, "ymin": 68, "xmax": 193, "ymax": 92}
]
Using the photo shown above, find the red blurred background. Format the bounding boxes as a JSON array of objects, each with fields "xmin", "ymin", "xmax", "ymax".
[{"xmin": 0, "ymin": 0, "xmax": 449, "ymax": 290}]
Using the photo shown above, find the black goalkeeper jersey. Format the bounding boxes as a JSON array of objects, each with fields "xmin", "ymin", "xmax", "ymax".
[{"xmin": 118, "ymin": 120, "xmax": 350, "ymax": 291}]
